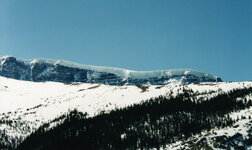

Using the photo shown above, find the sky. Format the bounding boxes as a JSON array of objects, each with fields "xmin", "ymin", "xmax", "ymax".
[{"xmin": 0, "ymin": 0, "xmax": 251, "ymax": 82}]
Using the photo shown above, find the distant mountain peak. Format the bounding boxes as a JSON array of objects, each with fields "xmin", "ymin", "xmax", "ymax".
[{"xmin": 0, "ymin": 56, "xmax": 222, "ymax": 85}]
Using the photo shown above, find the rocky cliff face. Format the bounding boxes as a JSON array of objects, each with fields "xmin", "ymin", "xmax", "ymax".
[
  {"xmin": 0, "ymin": 56, "xmax": 31, "ymax": 80},
  {"xmin": 0, "ymin": 56, "xmax": 222, "ymax": 85}
]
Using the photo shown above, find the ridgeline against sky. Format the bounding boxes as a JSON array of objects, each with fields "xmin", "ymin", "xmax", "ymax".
[{"xmin": 0, "ymin": 0, "xmax": 251, "ymax": 81}]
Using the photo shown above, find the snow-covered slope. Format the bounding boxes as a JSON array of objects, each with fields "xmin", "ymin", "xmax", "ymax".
[
  {"xmin": 0, "ymin": 76, "xmax": 251, "ymax": 149},
  {"xmin": 0, "ymin": 76, "xmax": 173, "ymax": 148},
  {"xmin": 0, "ymin": 56, "xmax": 222, "ymax": 85}
]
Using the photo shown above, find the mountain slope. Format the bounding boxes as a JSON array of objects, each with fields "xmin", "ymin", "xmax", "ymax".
[
  {"xmin": 17, "ymin": 82, "xmax": 252, "ymax": 150},
  {"xmin": 0, "ymin": 56, "xmax": 222, "ymax": 85},
  {"xmin": 0, "ymin": 76, "xmax": 251, "ymax": 149}
]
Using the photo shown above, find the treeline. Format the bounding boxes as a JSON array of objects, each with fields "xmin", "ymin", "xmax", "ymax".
[{"xmin": 16, "ymin": 87, "xmax": 252, "ymax": 150}]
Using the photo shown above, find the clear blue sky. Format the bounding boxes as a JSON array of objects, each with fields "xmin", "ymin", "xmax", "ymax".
[{"xmin": 0, "ymin": 0, "xmax": 251, "ymax": 81}]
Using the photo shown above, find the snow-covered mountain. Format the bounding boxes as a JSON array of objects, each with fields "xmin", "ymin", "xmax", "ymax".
[
  {"xmin": 2, "ymin": 56, "xmax": 252, "ymax": 150},
  {"xmin": 0, "ymin": 76, "xmax": 251, "ymax": 149},
  {"xmin": 0, "ymin": 56, "xmax": 222, "ymax": 85}
]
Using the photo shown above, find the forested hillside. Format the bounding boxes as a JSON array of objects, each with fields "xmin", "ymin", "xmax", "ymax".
[{"xmin": 17, "ymin": 87, "xmax": 252, "ymax": 150}]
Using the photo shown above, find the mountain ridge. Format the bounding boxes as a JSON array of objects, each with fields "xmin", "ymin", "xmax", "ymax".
[{"xmin": 0, "ymin": 56, "xmax": 222, "ymax": 85}]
